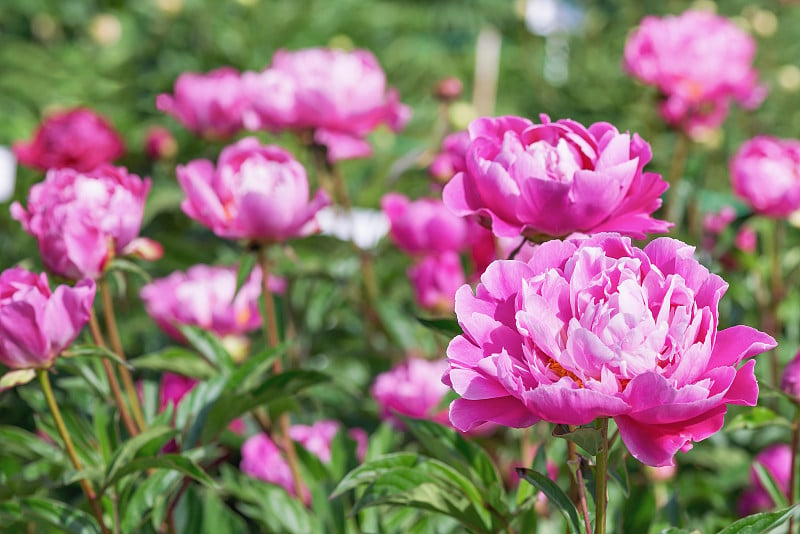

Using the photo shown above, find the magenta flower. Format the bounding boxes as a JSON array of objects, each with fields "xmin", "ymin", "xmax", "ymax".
[
  {"xmin": 289, "ymin": 420, "xmax": 368, "ymax": 464},
  {"xmin": 13, "ymin": 108, "xmax": 125, "ymax": 172},
  {"xmin": 703, "ymin": 206, "xmax": 737, "ymax": 235},
  {"xmin": 372, "ymin": 357, "xmax": 451, "ymax": 428},
  {"xmin": 177, "ymin": 137, "xmax": 329, "ymax": 242},
  {"xmin": 382, "ymin": 193, "xmax": 471, "ymax": 255},
  {"xmin": 0, "ymin": 267, "xmax": 95, "ymax": 371},
  {"xmin": 443, "ymin": 233, "xmax": 776, "ymax": 466},
  {"xmin": 259, "ymin": 47, "xmax": 411, "ymax": 162},
  {"xmin": 781, "ymin": 350, "xmax": 800, "ymax": 400},
  {"xmin": 159, "ymin": 373, "xmax": 246, "ymax": 438},
  {"xmin": 11, "ymin": 165, "xmax": 151, "ymax": 280},
  {"xmin": 737, "ymin": 444, "xmax": 791, "ymax": 516},
  {"xmin": 430, "ymin": 131, "xmax": 470, "ymax": 183},
  {"xmin": 443, "ymin": 115, "xmax": 670, "ymax": 239},
  {"xmin": 731, "ymin": 136, "xmax": 800, "ymax": 217},
  {"xmin": 156, "ymin": 67, "xmax": 245, "ymax": 138},
  {"xmin": 734, "ymin": 226, "xmax": 757, "ymax": 254},
  {"xmin": 624, "ymin": 10, "xmax": 765, "ymax": 137},
  {"xmin": 140, "ymin": 264, "xmax": 278, "ymax": 340},
  {"xmin": 409, "ymin": 252, "xmax": 466, "ymax": 314},
  {"xmin": 144, "ymin": 126, "xmax": 177, "ymax": 161}
]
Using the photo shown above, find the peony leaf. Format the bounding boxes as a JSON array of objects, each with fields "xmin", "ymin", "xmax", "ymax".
[
  {"xmin": 725, "ymin": 406, "xmax": 791, "ymax": 430},
  {"xmin": 332, "ymin": 452, "xmax": 419, "ymax": 498},
  {"xmin": 233, "ymin": 251, "xmax": 258, "ymax": 301},
  {"xmin": 417, "ymin": 316, "xmax": 462, "ymax": 337},
  {"xmin": 131, "ymin": 346, "xmax": 217, "ymax": 379},
  {"xmin": 753, "ymin": 463, "xmax": 790, "ymax": 509},
  {"xmin": 717, "ymin": 505, "xmax": 800, "ymax": 534},
  {"xmin": 175, "ymin": 324, "xmax": 235, "ymax": 372},
  {"xmin": 106, "ymin": 257, "xmax": 152, "ymax": 282},
  {"xmin": 103, "ymin": 425, "xmax": 178, "ymax": 492},
  {"xmin": 0, "ymin": 497, "xmax": 101, "ymax": 534},
  {"xmin": 104, "ymin": 454, "xmax": 215, "ymax": 489},
  {"xmin": 121, "ymin": 469, "xmax": 184, "ymax": 533},
  {"xmin": 552, "ymin": 424, "xmax": 603, "ymax": 456},
  {"xmin": 64, "ymin": 343, "xmax": 134, "ymax": 370},
  {"xmin": 516, "ymin": 467, "xmax": 585, "ymax": 534}
]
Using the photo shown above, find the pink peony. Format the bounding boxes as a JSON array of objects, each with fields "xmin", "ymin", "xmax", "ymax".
[
  {"xmin": 13, "ymin": 108, "xmax": 125, "ymax": 172},
  {"xmin": 381, "ymin": 193, "xmax": 471, "ymax": 255},
  {"xmin": 443, "ymin": 115, "xmax": 670, "ymax": 239},
  {"xmin": 430, "ymin": 131, "xmax": 470, "ymax": 183},
  {"xmin": 140, "ymin": 264, "xmax": 278, "ymax": 340},
  {"xmin": 443, "ymin": 233, "xmax": 776, "ymax": 466},
  {"xmin": 730, "ymin": 136, "xmax": 800, "ymax": 217},
  {"xmin": 781, "ymin": 350, "xmax": 800, "ymax": 400},
  {"xmin": 159, "ymin": 373, "xmax": 246, "ymax": 437},
  {"xmin": 177, "ymin": 137, "xmax": 329, "ymax": 242},
  {"xmin": 0, "ymin": 267, "xmax": 95, "ymax": 370},
  {"xmin": 240, "ymin": 68, "xmax": 298, "ymax": 132},
  {"xmin": 144, "ymin": 126, "xmax": 177, "ymax": 160},
  {"xmin": 156, "ymin": 67, "xmax": 245, "ymax": 138},
  {"xmin": 737, "ymin": 444, "xmax": 792, "ymax": 516},
  {"xmin": 259, "ymin": 47, "xmax": 411, "ymax": 162},
  {"xmin": 734, "ymin": 226, "xmax": 757, "ymax": 254},
  {"xmin": 409, "ymin": 252, "xmax": 466, "ymax": 314},
  {"xmin": 289, "ymin": 420, "xmax": 368, "ymax": 464},
  {"xmin": 371, "ymin": 357, "xmax": 451, "ymax": 428},
  {"xmin": 624, "ymin": 11, "xmax": 765, "ymax": 137},
  {"xmin": 11, "ymin": 165, "xmax": 151, "ymax": 280},
  {"xmin": 703, "ymin": 206, "xmax": 737, "ymax": 235}
]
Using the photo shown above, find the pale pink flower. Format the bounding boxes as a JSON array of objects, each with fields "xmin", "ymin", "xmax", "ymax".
[
  {"xmin": 731, "ymin": 136, "xmax": 800, "ymax": 217},
  {"xmin": 371, "ymin": 357, "xmax": 451, "ymax": 428},
  {"xmin": 409, "ymin": 252, "xmax": 466, "ymax": 314},
  {"xmin": 381, "ymin": 193, "xmax": 471, "ymax": 255}
]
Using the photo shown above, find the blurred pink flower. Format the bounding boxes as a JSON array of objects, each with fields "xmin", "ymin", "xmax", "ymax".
[
  {"xmin": 781, "ymin": 350, "xmax": 800, "ymax": 400},
  {"xmin": 289, "ymin": 420, "xmax": 368, "ymax": 464},
  {"xmin": 159, "ymin": 373, "xmax": 246, "ymax": 438},
  {"xmin": 430, "ymin": 131, "xmax": 470, "ymax": 183},
  {"xmin": 443, "ymin": 115, "xmax": 670, "ymax": 239},
  {"xmin": 144, "ymin": 126, "xmax": 177, "ymax": 160},
  {"xmin": 443, "ymin": 233, "xmax": 776, "ymax": 466},
  {"xmin": 734, "ymin": 226, "xmax": 757, "ymax": 254},
  {"xmin": 737, "ymin": 444, "xmax": 792, "ymax": 517},
  {"xmin": 624, "ymin": 10, "xmax": 765, "ymax": 137},
  {"xmin": 157, "ymin": 67, "xmax": 245, "ymax": 138},
  {"xmin": 409, "ymin": 252, "xmax": 466, "ymax": 314},
  {"xmin": 140, "ymin": 264, "xmax": 281, "ymax": 340},
  {"xmin": 371, "ymin": 357, "xmax": 451, "ymax": 428},
  {"xmin": 731, "ymin": 136, "xmax": 800, "ymax": 217},
  {"xmin": 13, "ymin": 108, "xmax": 125, "ymax": 172},
  {"xmin": 0, "ymin": 267, "xmax": 95, "ymax": 371},
  {"xmin": 177, "ymin": 137, "xmax": 329, "ymax": 242},
  {"xmin": 11, "ymin": 165, "xmax": 151, "ymax": 279},
  {"xmin": 703, "ymin": 206, "xmax": 737, "ymax": 235},
  {"xmin": 382, "ymin": 193, "xmax": 471, "ymax": 255}
]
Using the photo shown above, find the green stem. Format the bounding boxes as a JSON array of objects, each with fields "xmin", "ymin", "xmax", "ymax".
[
  {"xmin": 789, "ymin": 407, "xmax": 799, "ymax": 534},
  {"xmin": 566, "ymin": 438, "xmax": 592, "ymax": 534},
  {"xmin": 99, "ymin": 279, "xmax": 147, "ymax": 432},
  {"xmin": 665, "ymin": 132, "xmax": 691, "ymax": 230},
  {"xmin": 768, "ymin": 219, "xmax": 785, "ymax": 387},
  {"xmin": 38, "ymin": 370, "xmax": 110, "ymax": 534},
  {"xmin": 595, "ymin": 418, "xmax": 610, "ymax": 534}
]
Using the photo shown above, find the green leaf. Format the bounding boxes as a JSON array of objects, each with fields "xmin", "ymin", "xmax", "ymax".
[
  {"xmin": 107, "ymin": 258, "xmax": 152, "ymax": 282},
  {"xmin": 234, "ymin": 252, "xmax": 258, "ymax": 300},
  {"xmin": 0, "ymin": 426, "xmax": 66, "ymax": 462},
  {"xmin": 104, "ymin": 426, "xmax": 178, "ymax": 491},
  {"xmin": 417, "ymin": 316, "xmax": 462, "ymax": 337},
  {"xmin": 717, "ymin": 505, "xmax": 800, "ymax": 533},
  {"xmin": 517, "ymin": 468, "xmax": 584, "ymax": 534},
  {"xmin": 753, "ymin": 463, "xmax": 789, "ymax": 509},
  {"xmin": 552, "ymin": 424, "xmax": 603, "ymax": 456},
  {"xmin": 332, "ymin": 452, "xmax": 419, "ymax": 497},
  {"xmin": 105, "ymin": 454, "xmax": 215, "ymax": 489},
  {"xmin": 223, "ymin": 342, "xmax": 286, "ymax": 393},
  {"xmin": 725, "ymin": 406, "xmax": 790, "ymax": 431},
  {"xmin": 64, "ymin": 343, "xmax": 134, "ymax": 370},
  {"xmin": 0, "ymin": 497, "xmax": 101, "ymax": 534},
  {"xmin": 132, "ymin": 346, "xmax": 217, "ymax": 379},
  {"xmin": 176, "ymin": 324, "xmax": 234, "ymax": 372},
  {"xmin": 121, "ymin": 469, "xmax": 184, "ymax": 532}
]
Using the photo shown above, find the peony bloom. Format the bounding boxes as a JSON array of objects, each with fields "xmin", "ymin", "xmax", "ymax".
[
  {"xmin": 624, "ymin": 10, "xmax": 765, "ymax": 137},
  {"xmin": 0, "ymin": 267, "xmax": 95, "ymax": 370},
  {"xmin": 159, "ymin": 373, "xmax": 246, "ymax": 438},
  {"xmin": 140, "ymin": 264, "xmax": 280, "ymax": 340},
  {"xmin": 430, "ymin": 131, "xmax": 470, "ymax": 183},
  {"xmin": 443, "ymin": 233, "xmax": 776, "ymax": 466},
  {"xmin": 443, "ymin": 115, "xmax": 670, "ymax": 239},
  {"xmin": 156, "ymin": 67, "xmax": 245, "ymax": 138},
  {"xmin": 409, "ymin": 252, "xmax": 466, "ymax": 314},
  {"xmin": 703, "ymin": 206, "xmax": 737, "ymax": 235},
  {"xmin": 372, "ymin": 357, "xmax": 451, "ymax": 428},
  {"xmin": 382, "ymin": 193, "xmax": 471, "ymax": 255},
  {"xmin": 177, "ymin": 137, "xmax": 329, "ymax": 242},
  {"xmin": 258, "ymin": 47, "xmax": 411, "ymax": 162},
  {"xmin": 144, "ymin": 126, "xmax": 177, "ymax": 160},
  {"xmin": 289, "ymin": 420, "xmax": 368, "ymax": 464},
  {"xmin": 781, "ymin": 350, "xmax": 800, "ymax": 401},
  {"xmin": 240, "ymin": 68, "xmax": 298, "ymax": 132},
  {"xmin": 730, "ymin": 136, "xmax": 800, "ymax": 217},
  {"xmin": 11, "ymin": 165, "xmax": 151, "ymax": 280},
  {"xmin": 734, "ymin": 226, "xmax": 757, "ymax": 254},
  {"xmin": 737, "ymin": 444, "xmax": 792, "ymax": 517},
  {"xmin": 13, "ymin": 108, "xmax": 125, "ymax": 172}
]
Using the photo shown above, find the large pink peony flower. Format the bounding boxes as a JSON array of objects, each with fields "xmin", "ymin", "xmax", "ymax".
[
  {"xmin": 443, "ymin": 233, "xmax": 775, "ymax": 466},
  {"xmin": 730, "ymin": 136, "xmax": 800, "ymax": 217},
  {"xmin": 13, "ymin": 108, "xmax": 125, "ymax": 172},
  {"xmin": 624, "ymin": 10, "xmax": 765, "ymax": 137},
  {"xmin": 140, "ymin": 263, "xmax": 282, "ymax": 340},
  {"xmin": 381, "ymin": 193, "xmax": 472, "ymax": 255},
  {"xmin": 371, "ymin": 357, "xmax": 452, "ymax": 428},
  {"xmin": 737, "ymin": 444, "xmax": 791, "ymax": 517},
  {"xmin": 156, "ymin": 67, "xmax": 245, "ymax": 138},
  {"xmin": 177, "ymin": 137, "xmax": 329, "ymax": 242},
  {"xmin": 443, "ymin": 115, "xmax": 670, "ymax": 239},
  {"xmin": 0, "ymin": 267, "xmax": 95, "ymax": 370},
  {"xmin": 11, "ymin": 165, "xmax": 151, "ymax": 280}
]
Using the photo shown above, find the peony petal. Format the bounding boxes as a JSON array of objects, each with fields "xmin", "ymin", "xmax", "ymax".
[
  {"xmin": 449, "ymin": 396, "xmax": 538, "ymax": 432},
  {"xmin": 708, "ymin": 326, "xmax": 776, "ymax": 369}
]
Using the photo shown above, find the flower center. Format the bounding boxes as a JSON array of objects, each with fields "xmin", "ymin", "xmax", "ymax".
[{"xmin": 526, "ymin": 139, "xmax": 582, "ymax": 182}]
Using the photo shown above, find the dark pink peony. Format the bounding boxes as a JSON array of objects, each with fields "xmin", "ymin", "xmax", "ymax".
[
  {"xmin": 157, "ymin": 67, "xmax": 245, "ymax": 138},
  {"xmin": 730, "ymin": 136, "xmax": 800, "ymax": 217},
  {"xmin": 443, "ymin": 115, "xmax": 670, "ymax": 239},
  {"xmin": 177, "ymin": 137, "xmax": 329, "ymax": 242},
  {"xmin": 382, "ymin": 193, "xmax": 472, "ymax": 255},
  {"xmin": 781, "ymin": 350, "xmax": 800, "ymax": 401},
  {"xmin": 624, "ymin": 11, "xmax": 765, "ymax": 137},
  {"xmin": 443, "ymin": 233, "xmax": 775, "ymax": 466},
  {"xmin": 13, "ymin": 108, "xmax": 125, "ymax": 172},
  {"xmin": 11, "ymin": 165, "xmax": 151, "ymax": 280},
  {"xmin": 0, "ymin": 267, "xmax": 95, "ymax": 371}
]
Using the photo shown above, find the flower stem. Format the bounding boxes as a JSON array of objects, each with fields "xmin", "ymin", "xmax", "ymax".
[
  {"xmin": 37, "ymin": 369, "xmax": 110, "ymax": 534},
  {"xmin": 89, "ymin": 310, "xmax": 139, "ymax": 436},
  {"xmin": 665, "ymin": 132, "xmax": 690, "ymax": 229},
  {"xmin": 567, "ymin": 438, "xmax": 592, "ymax": 534},
  {"xmin": 790, "ymin": 407, "xmax": 800, "ymax": 534},
  {"xmin": 99, "ymin": 278, "xmax": 147, "ymax": 432},
  {"xmin": 768, "ymin": 219, "xmax": 785, "ymax": 386},
  {"xmin": 258, "ymin": 248, "xmax": 305, "ymax": 500},
  {"xmin": 310, "ymin": 142, "xmax": 351, "ymax": 210},
  {"xmin": 594, "ymin": 418, "xmax": 610, "ymax": 534}
]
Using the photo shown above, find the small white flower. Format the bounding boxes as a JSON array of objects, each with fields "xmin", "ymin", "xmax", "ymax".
[
  {"xmin": 0, "ymin": 146, "xmax": 17, "ymax": 203},
  {"xmin": 317, "ymin": 206, "xmax": 389, "ymax": 250}
]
